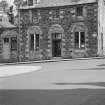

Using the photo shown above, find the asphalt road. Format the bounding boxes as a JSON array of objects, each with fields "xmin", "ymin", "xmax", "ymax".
[{"xmin": 0, "ymin": 59, "xmax": 105, "ymax": 105}]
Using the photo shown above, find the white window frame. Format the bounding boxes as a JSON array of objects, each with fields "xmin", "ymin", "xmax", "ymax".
[
  {"xmin": 75, "ymin": 32, "xmax": 85, "ymax": 49},
  {"xmin": 30, "ymin": 33, "xmax": 40, "ymax": 51}
]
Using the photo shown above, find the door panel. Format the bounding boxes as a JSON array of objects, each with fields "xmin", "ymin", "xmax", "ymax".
[{"xmin": 52, "ymin": 40, "xmax": 61, "ymax": 57}]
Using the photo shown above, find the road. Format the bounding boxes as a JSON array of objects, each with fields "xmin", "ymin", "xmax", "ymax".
[{"xmin": 0, "ymin": 59, "xmax": 105, "ymax": 105}]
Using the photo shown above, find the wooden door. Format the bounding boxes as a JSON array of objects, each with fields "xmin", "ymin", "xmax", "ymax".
[{"xmin": 52, "ymin": 40, "xmax": 61, "ymax": 57}]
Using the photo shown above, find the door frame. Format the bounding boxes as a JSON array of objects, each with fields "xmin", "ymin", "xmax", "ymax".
[
  {"xmin": 48, "ymin": 24, "xmax": 64, "ymax": 58},
  {"xmin": 51, "ymin": 33, "xmax": 62, "ymax": 58},
  {"xmin": 52, "ymin": 39, "xmax": 62, "ymax": 57}
]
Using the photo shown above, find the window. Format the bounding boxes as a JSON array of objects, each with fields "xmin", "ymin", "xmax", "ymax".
[
  {"xmin": 30, "ymin": 34, "xmax": 40, "ymax": 51},
  {"xmin": 4, "ymin": 38, "xmax": 9, "ymax": 43},
  {"xmin": 76, "ymin": 6, "xmax": 83, "ymax": 16},
  {"xmin": 11, "ymin": 37, "xmax": 17, "ymax": 51},
  {"xmin": 75, "ymin": 32, "xmax": 85, "ymax": 49},
  {"xmin": 54, "ymin": 10, "xmax": 59, "ymax": 18},
  {"xmin": 28, "ymin": 0, "xmax": 33, "ymax": 6},
  {"xmin": 30, "ymin": 34, "xmax": 34, "ymax": 50}
]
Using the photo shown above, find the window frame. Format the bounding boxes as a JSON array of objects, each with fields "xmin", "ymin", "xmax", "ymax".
[
  {"xmin": 11, "ymin": 37, "xmax": 17, "ymax": 51},
  {"xmin": 76, "ymin": 6, "xmax": 83, "ymax": 16},
  {"xmin": 53, "ymin": 9, "xmax": 60, "ymax": 18},
  {"xmin": 28, "ymin": 0, "xmax": 33, "ymax": 6},
  {"xmin": 29, "ymin": 33, "xmax": 40, "ymax": 51},
  {"xmin": 75, "ymin": 32, "xmax": 85, "ymax": 49}
]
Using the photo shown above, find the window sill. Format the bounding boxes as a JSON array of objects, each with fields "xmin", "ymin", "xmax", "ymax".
[
  {"xmin": 74, "ymin": 49, "xmax": 86, "ymax": 53},
  {"xmin": 30, "ymin": 48, "xmax": 40, "ymax": 52},
  {"xmin": 76, "ymin": 16, "xmax": 85, "ymax": 20},
  {"xmin": 11, "ymin": 49, "xmax": 17, "ymax": 51}
]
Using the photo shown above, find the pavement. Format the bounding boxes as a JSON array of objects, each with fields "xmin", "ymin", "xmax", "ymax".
[
  {"xmin": 0, "ymin": 56, "xmax": 105, "ymax": 66},
  {"xmin": 0, "ymin": 58, "xmax": 105, "ymax": 105},
  {"xmin": 0, "ymin": 66, "xmax": 41, "ymax": 77}
]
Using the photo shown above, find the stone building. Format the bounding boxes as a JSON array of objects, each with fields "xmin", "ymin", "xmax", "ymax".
[
  {"xmin": 0, "ymin": 11, "xmax": 18, "ymax": 62},
  {"xmin": 19, "ymin": 0, "xmax": 105, "ymax": 61}
]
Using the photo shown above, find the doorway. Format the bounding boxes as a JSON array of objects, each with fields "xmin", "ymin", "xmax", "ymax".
[{"xmin": 52, "ymin": 33, "xmax": 62, "ymax": 57}]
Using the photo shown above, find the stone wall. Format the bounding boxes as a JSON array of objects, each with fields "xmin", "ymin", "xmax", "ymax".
[
  {"xmin": 0, "ymin": 28, "xmax": 4, "ymax": 62},
  {"xmin": 0, "ymin": 28, "xmax": 18, "ymax": 63},
  {"xmin": 20, "ymin": 2, "xmax": 98, "ymax": 61}
]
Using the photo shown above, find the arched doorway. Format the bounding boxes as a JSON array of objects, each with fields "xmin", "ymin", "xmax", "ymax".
[
  {"xmin": 52, "ymin": 33, "xmax": 62, "ymax": 57},
  {"xmin": 49, "ymin": 24, "xmax": 64, "ymax": 57}
]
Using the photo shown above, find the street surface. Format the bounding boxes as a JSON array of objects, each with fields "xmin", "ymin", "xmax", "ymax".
[
  {"xmin": 0, "ymin": 66, "xmax": 41, "ymax": 77},
  {"xmin": 0, "ymin": 59, "xmax": 105, "ymax": 105}
]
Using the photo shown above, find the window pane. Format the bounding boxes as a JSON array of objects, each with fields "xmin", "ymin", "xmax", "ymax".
[
  {"xmin": 11, "ymin": 37, "xmax": 17, "ymax": 51},
  {"xmin": 76, "ymin": 6, "xmax": 83, "ymax": 16},
  {"xmin": 36, "ymin": 34, "xmax": 39, "ymax": 48},
  {"xmin": 81, "ymin": 32, "xmax": 85, "ymax": 48},
  {"xmin": 30, "ymin": 34, "xmax": 34, "ymax": 50},
  {"xmin": 75, "ymin": 32, "xmax": 79, "ymax": 48}
]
